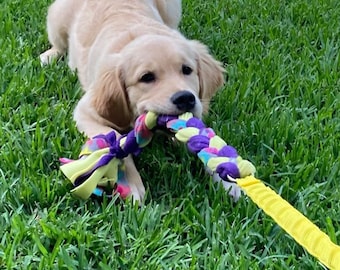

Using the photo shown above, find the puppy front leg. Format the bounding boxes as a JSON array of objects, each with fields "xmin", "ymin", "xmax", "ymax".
[
  {"xmin": 73, "ymin": 95, "xmax": 122, "ymax": 138},
  {"xmin": 124, "ymin": 156, "xmax": 146, "ymax": 202}
]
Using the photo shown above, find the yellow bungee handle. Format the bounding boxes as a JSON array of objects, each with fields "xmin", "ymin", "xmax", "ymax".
[{"xmin": 237, "ymin": 176, "xmax": 340, "ymax": 270}]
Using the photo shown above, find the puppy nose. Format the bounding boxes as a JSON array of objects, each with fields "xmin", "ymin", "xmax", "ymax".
[{"xmin": 171, "ymin": 90, "xmax": 196, "ymax": 111}]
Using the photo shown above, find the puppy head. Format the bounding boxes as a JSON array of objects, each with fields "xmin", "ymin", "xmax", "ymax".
[
  {"xmin": 91, "ymin": 35, "xmax": 224, "ymax": 131},
  {"xmin": 123, "ymin": 35, "xmax": 225, "ymax": 116}
]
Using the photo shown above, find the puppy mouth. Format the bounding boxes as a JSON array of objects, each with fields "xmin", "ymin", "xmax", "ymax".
[
  {"xmin": 137, "ymin": 91, "xmax": 203, "ymax": 117},
  {"xmin": 137, "ymin": 102, "xmax": 202, "ymax": 118}
]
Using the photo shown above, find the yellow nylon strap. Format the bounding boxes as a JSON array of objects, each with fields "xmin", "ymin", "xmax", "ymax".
[{"xmin": 237, "ymin": 176, "xmax": 340, "ymax": 270}]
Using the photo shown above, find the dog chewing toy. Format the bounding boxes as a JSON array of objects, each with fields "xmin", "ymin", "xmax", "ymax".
[{"xmin": 60, "ymin": 112, "xmax": 340, "ymax": 270}]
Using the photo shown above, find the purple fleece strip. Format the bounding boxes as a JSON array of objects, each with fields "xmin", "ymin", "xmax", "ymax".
[
  {"xmin": 157, "ymin": 115, "xmax": 177, "ymax": 127},
  {"xmin": 122, "ymin": 130, "xmax": 141, "ymax": 156},
  {"xmin": 186, "ymin": 117, "xmax": 206, "ymax": 128},
  {"xmin": 216, "ymin": 162, "xmax": 240, "ymax": 179},
  {"xmin": 187, "ymin": 135, "xmax": 210, "ymax": 153}
]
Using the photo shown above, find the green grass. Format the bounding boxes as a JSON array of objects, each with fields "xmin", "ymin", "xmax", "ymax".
[{"xmin": 0, "ymin": 0, "xmax": 339, "ymax": 269}]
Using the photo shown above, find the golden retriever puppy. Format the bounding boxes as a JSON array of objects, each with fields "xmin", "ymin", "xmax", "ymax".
[{"xmin": 41, "ymin": 0, "xmax": 225, "ymax": 202}]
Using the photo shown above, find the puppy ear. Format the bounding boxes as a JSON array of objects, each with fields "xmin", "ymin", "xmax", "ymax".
[
  {"xmin": 91, "ymin": 56, "xmax": 132, "ymax": 131},
  {"xmin": 191, "ymin": 41, "xmax": 225, "ymax": 113}
]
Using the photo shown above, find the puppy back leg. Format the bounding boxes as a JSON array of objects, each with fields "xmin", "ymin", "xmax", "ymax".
[
  {"xmin": 40, "ymin": 0, "xmax": 83, "ymax": 64},
  {"xmin": 154, "ymin": 0, "xmax": 182, "ymax": 29}
]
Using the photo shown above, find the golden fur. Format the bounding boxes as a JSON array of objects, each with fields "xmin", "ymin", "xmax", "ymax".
[{"xmin": 41, "ymin": 0, "xmax": 225, "ymax": 201}]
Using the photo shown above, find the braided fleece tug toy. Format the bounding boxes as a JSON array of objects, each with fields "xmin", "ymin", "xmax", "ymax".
[{"xmin": 60, "ymin": 112, "xmax": 340, "ymax": 270}]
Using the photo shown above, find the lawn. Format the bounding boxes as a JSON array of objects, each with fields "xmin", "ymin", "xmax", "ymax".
[{"xmin": 0, "ymin": 0, "xmax": 339, "ymax": 269}]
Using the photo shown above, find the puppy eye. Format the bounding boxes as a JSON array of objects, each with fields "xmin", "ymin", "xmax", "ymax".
[
  {"xmin": 182, "ymin": 65, "xmax": 193, "ymax": 75},
  {"xmin": 139, "ymin": 72, "xmax": 156, "ymax": 83}
]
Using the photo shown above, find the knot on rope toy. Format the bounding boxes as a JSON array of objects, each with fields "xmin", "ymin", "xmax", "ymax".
[{"xmin": 60, "ymin": 112, "xmax": 255, "ymax": 200}]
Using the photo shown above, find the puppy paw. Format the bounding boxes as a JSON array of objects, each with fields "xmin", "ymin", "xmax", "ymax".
[
  {"xmin": 129, "ymin": 182, "xmax": 146, "ymax": 204},
  {"xmin": 39, "ymin": 48, "xmax": 61, "ymax": 65},
  {"xmin": 123, "ymin": 156, "xmax": 146, "ymax": 204},
  {"xmin": 212, "ymin": 173, "xmax": 243, "ymax": 201},
  {"xmin": 222, "ymin": 181, "xmax": 242, "ymax": 201}
]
